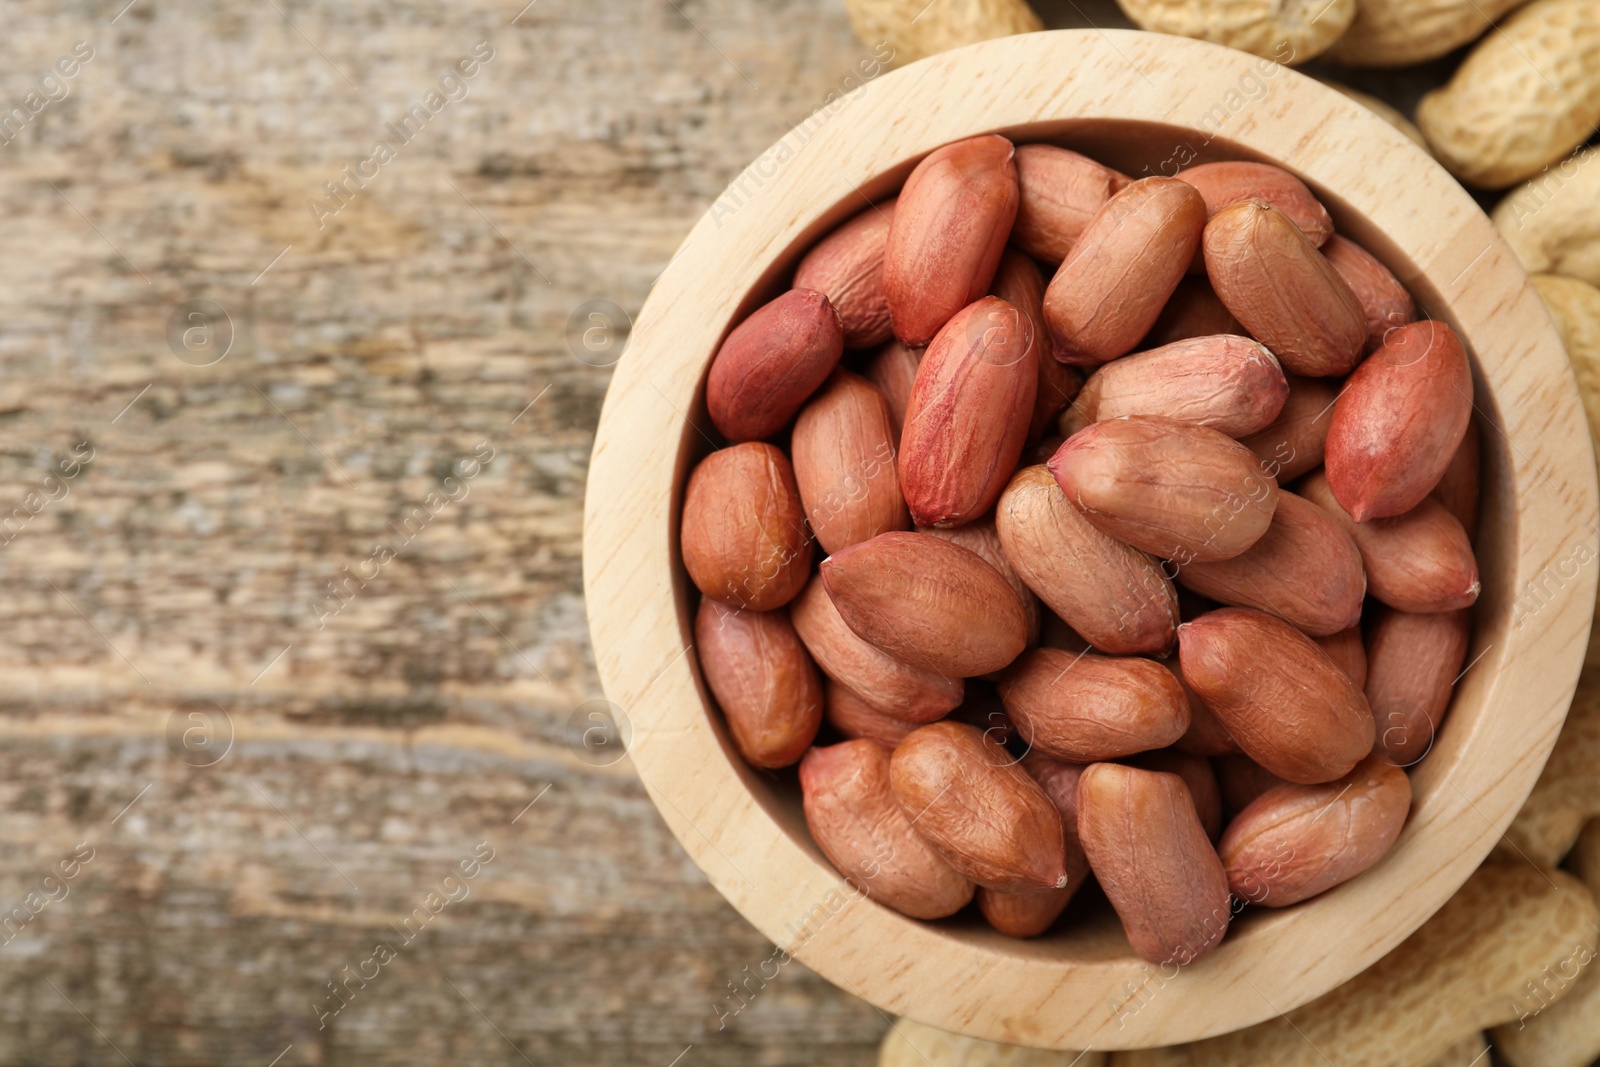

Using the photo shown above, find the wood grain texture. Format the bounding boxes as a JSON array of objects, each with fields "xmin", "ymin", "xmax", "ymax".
[
  {"xmin": 585, "ymin": 28, "xmax": 1597, "ymax": 1050},
  {"xmin": 0, "ymin": 0, "xmax": 900, "ymax": 1063}
]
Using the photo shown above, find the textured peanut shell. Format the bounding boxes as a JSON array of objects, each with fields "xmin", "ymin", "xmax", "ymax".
[
  {"xmin": 1179, "ymin": 607, "xmax": 1375, "ymax": 784},
  {"xmin": 1299, "ymin": 471, "xmax": 1481, "ymax": 614},
  {"xmin": 1534, "ymin": 274, "xmax": 1600, "ymax": 459},
  {"xmin": 999, "ymin": 648, "xmax": 1190, "ymax": 762},
  {"xmin": 1241, "ymin": 374, "xmax": 1338, "ymax": 483},
  {"xmin": 879, "ymin": 1018, "xmax": 1107, "ymax": 1067},
  {"xmin": 791, "ymin": 370, "xmax": 908, "ymax": 555},
  {"xmin": 1177, "ymin": 490, "xmax": 1365, "ymax": 637},
  {"xmin": 1417, "ymin": 0, "xmax": 1600, "ymax": 189},
  {"xmin": 799, "ymin": 740, "xmax": 974, "ymax": 920},
  {"xmin": 860, "ymin": 339, "xmax": 922, "ymax": 443},
  {"xmin": 1495, "ymin": 150, "xmax": 1600, "ymax": 288},
  {"xmin": 993, "ymin": 248, "xmax": 1083, "ymax": 444},
  {"xmin": 842, "ymin": 0, "xmax": 1043, "ymax": 65},
  {"xmin": 790, "ymin": 577, "xmax": 962, "ymax": 721},
  {"xmin": 1492, "ymin": 821, "xmax": 1600, "ymax": 1067},
  {"xmin": 1367, "ymin": 608, "xmax": 1472, "ymax": 766},
  {"xmin": 1069, "ymin": 335, "xmax": 1287, "ymax": 438},
  {"xmin": 899, "ymin": 295, "xmax": 1039, "ymax": 527},
  {"xmin": 1112, "ymin": 0, "xmax": 1354, "ymax": 61},
  {"xmin": 1043, "ymin": 177, "xmax": 1207, "ymax": 365},
  {"xmin": 1220, "ymin": 756, "xmax": 1412, "ymax": 906},
  {"xmin": 1313, "ymin": 626, "xmax": 1368, "ymax": 689},
  {"xmin": 885, "ymin": 135, "xmax": 1020, "ymax": 345},
  {"xmin": 1177, "ymin": 162, "xmax": 1334, "ymax": 255},
  {"xmin": 1204, "ymin": 199, "xmax": 1366, "ymax": 378},
  {"xmin": 1532, "ymin": 274, "xmax": 1600, "ymax": 668},
  {"xmin": 1321, "ymin": 235, "xmax": 1418, "ymax": 353},
  {"xmin": 995, "ymin": 465, "xmax": 1179, "ymax": 655},
  {"xmin": 889, "ymin": 721, "xmax": 1068, "ymax": 891},
  {"xmin": 1114, "ymin": 864, "xmax": 1599, "ymax": 1066},
  {"xmin": 823, "ymin": 680, "xmax": 918, "ymax": 748},
  {"xmin": 1049, "ymin": 416, "xmax": 1280, "ymax": 564},
  {"xmin": 923, "ymin": 519, "xmax": 1042, "ymax": 646},
  {"xmin": 695, "ymin": 599, "xmax": 822, "ymax": 768},
  {"xmin": 822, "ymin": 531, "xmax": 1029, "ymax": 678},
  {"xmin": 1325, "ymin": 0, "xmax": 1528, "ymax": 67},
  {"xmin": 1499, "ymin": 668, "xmax": 1600, "ymax": 865},
  {"xmin": 1013, "ymin": 144, "xmax": 1129, "ymax": 263},
  {"xmin": 1325, "ymin": 319, "xmax": 1473, "ymax": 521},
  {"xmin": 793, "ymin": 199, "xmax": 896, "ymax": 350},
  {"xmin": 680, "ymin": 442, "xmax": 813, "ymax": 611},
  {"xmin": 705, "ymin": 288, "xmax": 845, "ymax": 442},
  {"xmin": 1077, "ymin": 763, "xmax": 1232, "ymax": 967},
  {"xmin": 1141, "ymin": 276, "xmax": 1243, "ymax": 349}
]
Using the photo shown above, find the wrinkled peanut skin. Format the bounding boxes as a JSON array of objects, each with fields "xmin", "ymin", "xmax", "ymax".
[
  {"xmin": 793, "ymin": 199, "xmax": 896, "ymax": 349},
  {"xmin": 1177, "ymin": 162, "xmax": 1335, "ymax": 254},
  {"xmin": 998, "ymin": 648, "xmax": 1190, "ymax": 762},
  {"xmin": 822, "ymin": 680, "xmax": 917, "ymax": 748},
  {"xmin": 1069, "ymin": 334, "xmax": 1288, "ymax": 438},
  {"xmin": 922, "ymin": 518, "xmax": 1041, "ymax": 647},
  {"xmin": 1129, "ymin": 749, "xmax": 1223, "ymax": 840},
  {"xmin": 1242, "ymin": 374, "xmax": 1340, "ymax": 483},
  {"xmin": 822, "ymin": 531, "xmax": 1029, "ymax": 678},
  {"xmin": 696, "ymin": 599, "xmax": 822, "ymax": 768},
  {"xmin": 705, "ymin": 288, "xmax": 845, "ymax": 442},
  {"xmin": 992, "ymin": 248, "xmax": 1083, "ymax": 444},
  {"xmin": 860, "ymin": 340, "xmax": 921, "ymax": 443},
  {"xmin": 889, "ymin": 721, "xmax": 1068, "ymax": 891},
  {"xmin": 978, "ymin": 752, "xmax": 1093, "ymax": 937},
  {"xmin": 799, "ymin": 740, "xmax": 975, "ymax": 919},
  {"xmin": 1314, "ymin": 626, "xmax": 1369, "ymax": 689},
  {"xmin": 1171, "ymin": 660, "xmax": 1241, "ymax": 757},
  {"xmin": 1141, "ymin": 276, "xmax": 1244, "ymax": 349},
  {"xmin": 1179, "ymin": 607, "xmax": 1376, "ymax": 784},
  {"xmin": 790, "ymin": 577, "xmax": 963, "ymax": 721},
  {"xmin": 1049, "ymin": 415, "xmax": 1280, "ymax": 564},
  {"xmin": 995, "ymin": 466, "xmax": 1179, "ymax": 655},
  {"xmin": 1177, "ymin": 490, "xmax": 1366, "ymax": 637},
  {"xmin": 1044, "ymin": 177, "xmax": 1207, "ymax": 365},
  {"xmin": 1077, "ymin": 763, "xmax": 1232, "ymax": 967},
  {"xmin": 1013, "ymin": 144, "xmax": 1129, "ymax": 263},
  {"xmin": 886, "ymin": 135, "xmax": 1019, "ymax": 346},
  {"xmin": 680, "ymin": 442, "xmax": 813, "ymax": 611},
  {"xmin": 1299, "ymin": 471, "xmax": 1480, "ymax": 613},
  {"xmin": 899, "ymin": 296, "xmax": 1039, "ymax": 527},
  {"xmin": 791, "ymin": 370, "xmax": 908, "ymax": 555},
  {"xmin": 1205, "ymin": 199, "xmax": 1367, "ymax": 377},
  {"xmin": 1321, "ymin": 234, "xmax": 1417, "ymax": 353},
  {"xmin": 1367, "ymin": 607, "xmax": 1472, "ymax": 766},
  {"xmin": 1220, "ymin": 755, "xmax": 1412, "ymax": 906},
  {"xmin": 1431, "ymin": 420, "xmax": 1481, "ymax": 542},
  {"xmin": 1326, "ymin": 319, "xmax": 1473, "ymax": 521}
]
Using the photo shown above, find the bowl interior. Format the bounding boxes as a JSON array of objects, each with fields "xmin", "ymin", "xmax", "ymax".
[
  {"xmin": 682, "ymin": 115, "xmax": 1512, "ymax": 961},
  {"xmin": 585, "ymin": 30, "xmax": 1593, "ymax": 1050}
]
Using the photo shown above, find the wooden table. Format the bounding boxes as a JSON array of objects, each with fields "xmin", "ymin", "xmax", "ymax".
[{"xmin": 0, "ymin": 1, "xmax": 1458, "ymax": 1063}]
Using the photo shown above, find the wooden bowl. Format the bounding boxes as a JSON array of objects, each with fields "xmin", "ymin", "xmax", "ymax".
[{"xmin": 582, "ymin": 30, "xmax": 1597, "ymax": 1049}]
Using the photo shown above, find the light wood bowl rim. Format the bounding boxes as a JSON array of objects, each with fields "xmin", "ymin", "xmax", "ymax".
[{"xmin": 582, "ymin": 29, "xmax": 1598, "ymax": 1050}]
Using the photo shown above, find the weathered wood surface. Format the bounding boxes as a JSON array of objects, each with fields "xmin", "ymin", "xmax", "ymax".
[{"xmin": 0, "ymin": 1, "xmax": 1461, "ymax": 1064}]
